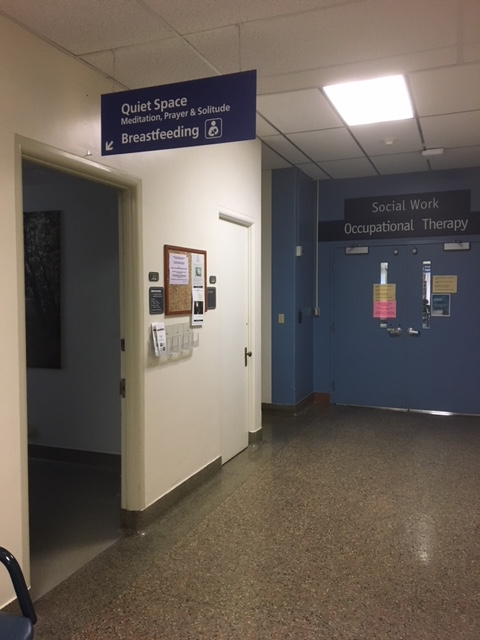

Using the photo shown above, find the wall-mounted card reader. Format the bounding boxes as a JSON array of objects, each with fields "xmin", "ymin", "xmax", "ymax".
[{"xmin": 207, "ymin": 286, "xmax": 216, "ymax": 310}]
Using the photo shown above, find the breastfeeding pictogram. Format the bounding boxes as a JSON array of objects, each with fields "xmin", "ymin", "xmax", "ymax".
[{"xmin": 205, "ymin": 118, "xmax": 223, "ymax": 139}]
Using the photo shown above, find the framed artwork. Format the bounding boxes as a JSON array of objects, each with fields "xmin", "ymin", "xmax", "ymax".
[{"xmin": 23, "ymin": 210, "xmax": 61, "ymax": 368}]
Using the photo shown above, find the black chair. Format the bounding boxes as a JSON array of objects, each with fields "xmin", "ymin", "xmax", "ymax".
[{"xmin": 0, "ymin": 547, "xmax": 37, "ymax": 640}]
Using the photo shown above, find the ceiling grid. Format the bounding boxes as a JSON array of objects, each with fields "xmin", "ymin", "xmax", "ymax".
[{"xmin": 1, "ymin": 0, "xmax": 478, "ymax": 178}]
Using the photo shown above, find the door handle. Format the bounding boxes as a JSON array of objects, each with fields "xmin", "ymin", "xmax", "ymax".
[
  {"xmin": 387, "ymin": 327, "xmax": 402, "ymax": 337},
  {"xmin": 244, "ymin": 347, "xmax": 252, "ymax": 367},
  {"xmin": 407, "ymin": 327, "xmax": 421, "ymax": 337}
]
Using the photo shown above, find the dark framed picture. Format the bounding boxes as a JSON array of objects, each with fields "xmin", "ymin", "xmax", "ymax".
[{"xmin": 23, "ymin": 211, "xmax": 61, "ymax": 368}]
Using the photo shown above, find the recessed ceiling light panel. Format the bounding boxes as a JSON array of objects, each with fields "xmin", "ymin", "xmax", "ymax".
[{"xmin": 323, "ymin": 75, "xmax": 414, "ymax": 126}]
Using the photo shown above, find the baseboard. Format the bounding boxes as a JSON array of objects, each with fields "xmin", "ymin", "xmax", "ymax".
[
  {"xmin": 121, "ymin": 456, "xmax": 222, "ymax": 532},
  {"xmin": 28, "ymin": 444, "xmax": 121, "ymax": 470},
  {"xmin": 314, "ymin": 392, "xmax": 331, "ymax": 405},
  {"xmin": 262, "ymin": 392, "xmax": 315, "ymax": 416},
  {"xmin": 248, "ymin": 427, "xmax": 263, "ymax": 444}
]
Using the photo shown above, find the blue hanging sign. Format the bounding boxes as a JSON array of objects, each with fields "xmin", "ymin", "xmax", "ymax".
[{"xmin": 101, "ymin": 70, "xmax": 256, "ymax": 156}]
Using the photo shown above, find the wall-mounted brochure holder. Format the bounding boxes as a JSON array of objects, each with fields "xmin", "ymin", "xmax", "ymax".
[{"xmin": 151, "ymin": 322, "xmax": 199, "ymax": 357}]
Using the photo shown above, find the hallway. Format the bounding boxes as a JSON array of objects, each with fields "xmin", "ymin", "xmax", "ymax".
[{"xmin": 31, "ymin": 406, "xmax": 480, "ymax": 639}]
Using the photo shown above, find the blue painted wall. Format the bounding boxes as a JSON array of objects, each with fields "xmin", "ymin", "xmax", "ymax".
[
  {"xmin": 271, "ymin": 168, "xmax": 316, "ymax": 405},
  {"xmin": 271, "ymin": 166, "xmax": 480, "ymax": 406}
]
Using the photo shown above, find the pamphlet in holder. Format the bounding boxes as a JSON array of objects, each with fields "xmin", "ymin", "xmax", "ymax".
[
  {"xmin": 151, "ymin": 322, "xmax": 167, "ymax": 357},
  {"xmin": 163, "ymin": 322, "xmax": 200, "ymax": 355},
  {"xmin": 182, "ymin": 330, "xmax": 200, "ymax": 350},
  {"xmin": 170, "ymin": 334, "xmax": 181, "ymax": 353}
]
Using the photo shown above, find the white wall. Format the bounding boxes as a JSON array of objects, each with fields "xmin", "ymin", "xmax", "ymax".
[
  {"xmin": 261, "ymin": 171, "xmax": 272, "ymax": 403},
  {"xmin": 24, "ymin": 176, "xmax": 121, "ymax": 454},
  {"xmin": 0, "ymin": 14, "xmax": 261, "ymax": 606}
]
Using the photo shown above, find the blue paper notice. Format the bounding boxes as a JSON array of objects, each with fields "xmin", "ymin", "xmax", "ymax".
[{"xmin": 101, "ymin": 70, "xmax": 256, "ymax": 156}]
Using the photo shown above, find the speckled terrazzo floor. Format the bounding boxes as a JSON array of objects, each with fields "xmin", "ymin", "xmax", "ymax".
[{"xmin": 30, "ymin": 406, "xmax": 480, "ymax": 639}]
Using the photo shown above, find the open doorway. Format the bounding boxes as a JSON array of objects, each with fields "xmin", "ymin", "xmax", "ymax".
[{"xmin": 22, "ymin": 160, "xmax": 123, "ymax": 599}]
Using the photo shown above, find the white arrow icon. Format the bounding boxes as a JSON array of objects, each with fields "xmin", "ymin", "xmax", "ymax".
[{"xmin": 105, "ymin": 141, "xmax": 114, "ymax": 151}]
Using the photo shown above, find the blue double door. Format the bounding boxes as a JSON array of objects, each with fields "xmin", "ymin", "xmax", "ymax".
[{"xmin": 332, "ymin": 241, "xmax": 480, "ymax": 414}]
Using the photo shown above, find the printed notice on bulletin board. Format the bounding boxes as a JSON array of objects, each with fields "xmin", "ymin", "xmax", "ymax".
[
  {"xmin": 191, "ymin": 252, "xmax": 205, "ymax": 326},
  {"xmin": 169, "ymin": 253, "xmax": 189, "ymax": 285},
  {"xmin": 164, "ymin": 245, "xmax": 207, "ymax": 316}
]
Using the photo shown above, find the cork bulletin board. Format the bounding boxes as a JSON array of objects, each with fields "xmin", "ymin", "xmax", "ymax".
[{"xmin": 164, "ymin": 244, "xmax": 207, "ymax": 316}]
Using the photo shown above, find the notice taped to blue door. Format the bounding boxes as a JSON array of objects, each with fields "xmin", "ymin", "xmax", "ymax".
[
  {"xmin": 431, "ymin": 294, "xmax": 451, "ymax": 316},
  {"xmin": 101, "ymin": 70, "xmax": 256, "ymax": 156}
]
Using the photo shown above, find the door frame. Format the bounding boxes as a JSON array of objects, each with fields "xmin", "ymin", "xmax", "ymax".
[{"xmin": 15, "ymin": 135, "xmax": 145, "ymax": 578}]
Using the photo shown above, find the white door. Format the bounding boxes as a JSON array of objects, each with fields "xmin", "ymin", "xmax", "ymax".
[{"xmin": 218, "ymin": 218, "xmax": 250, "ymax": 462}]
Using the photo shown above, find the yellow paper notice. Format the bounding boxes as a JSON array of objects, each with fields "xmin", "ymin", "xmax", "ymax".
[
  {"xmin": 432, "ymin": 275, "xmax": 457, "ymax": 293},
  {"xmin": 373, "ymin": 283, "xmax": 396, "ymax": 301}
]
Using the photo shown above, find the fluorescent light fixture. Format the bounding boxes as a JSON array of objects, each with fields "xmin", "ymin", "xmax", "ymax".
[{"xmin": 323, "ymin": 75, "xmax": 414, "ymax": 126}]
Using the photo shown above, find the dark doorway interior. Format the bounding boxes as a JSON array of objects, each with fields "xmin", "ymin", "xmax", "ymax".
[{"xmin": 22, "ymin": 161, "xmax": 122, "ymax": 600}]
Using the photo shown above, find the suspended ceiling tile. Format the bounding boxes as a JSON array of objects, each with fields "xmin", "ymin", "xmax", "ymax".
[
  {"xmin": 371, "ymin": 152, "xmax": 429, "ymax": 175},
  {"xmin": 297, "ymin": 163, "xmax": 330, "ymax": 181},
  {"xmin": 185, "ymin": 27, "xmax": 241, "ymax": 75},
  {"xmin": 105, "ymin": 39, "xmax": 215, "ymax": 89},
  {"xmin": 409, "ymin": 63, "xmax": 480, "ymax": 116},
  {"xmin": 257, "ymin": 89, "xmax": 342, "ymax": 133},
  {"xmin": 240, "ymin": 0, "xmax": 458, "ymax": 77},
  {"xmin": 351, "ymin": 120, "xmax": 423, "ymax": 156},
  {"xmin": 426, "ymin": 146, "xmax": 480, "ymax": 171},
  {"xmin": 463, "ymin": 41, "xmax": 480, "ymax": 63},
  {"xmin": 261, "ymin": 135, "xmax": 311, "ymax": 164},
  {"xmin": 420, "ymin": 111, "xmax": 480, "ymax": 149},
  {"xmin": 0, "ymin": 0, "xmax": 170, "ymax": 54},
  {"xmin": 81, "ymin": 51, "xmax": 116, "ymax": 81},
  {"xmin": 287, "ymin": 128, "xmax": 364, "ymax": 163},
  {"xmin": 463, "ymin": 0, "xmax": 480, "ymax": 44},
  {"xmin": 144, "ymin": 0, "xmax": 348, "ymax": 34},
  {"xmin": 256, "ymin": 114, "xmax": 278, "ymax": 137},
  {"xmin": 1, "ymin": 0, "xmax": 479, "ymax": 178},
  {"xmin": 319, "ymin": 157, "xmax": 378, "ymax": 179},
  {"xmin": 257, "ymin": 46, "xmax": 458, "ymax": 95},
  {"xmin": 261, "ymin": 143, "xmax": 291, "ymax": 170}
]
